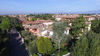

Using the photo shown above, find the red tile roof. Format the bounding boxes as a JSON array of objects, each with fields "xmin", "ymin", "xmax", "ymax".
[
  {"xmin": 55, "ymin": 15, "xmax": 80, "ymax": 19},
  {"xmin": 22, "ymin": 20, "xmax": 52, "ymax": 24}
]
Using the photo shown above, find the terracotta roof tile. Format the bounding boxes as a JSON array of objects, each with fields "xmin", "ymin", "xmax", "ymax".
[{"xmin": 22, "ymin": 20, "xmax": 52, "ymax": 24}]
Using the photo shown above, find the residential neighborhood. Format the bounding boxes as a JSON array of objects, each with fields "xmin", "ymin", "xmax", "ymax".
[
  {"xmin": 15, "ymin": 14, "xmax": 100, "ymax": 38},
  {"xmin": 1, "ymin": 13, "xmax": 100, "ymax": 56},
  {"xmin": 0, "ymin": 0, "xmax": 100, "ymax": 56}
]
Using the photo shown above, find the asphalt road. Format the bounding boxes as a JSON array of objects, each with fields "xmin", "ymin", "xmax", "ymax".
[{"xmin": 9, "ymin": 27, "xmax": 29, "ymax": 56}]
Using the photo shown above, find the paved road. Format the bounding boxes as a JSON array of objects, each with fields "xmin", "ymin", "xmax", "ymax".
[{"xmin": 9, "ymin": 27, "xmax": 29, "ymax": 56}]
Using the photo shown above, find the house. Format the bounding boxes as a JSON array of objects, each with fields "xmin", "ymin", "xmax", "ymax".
[
  {"xmin": 54, "ymin": 14, "xmax": 67, "ymax": 21},
  {"xmin": 83, "ymin": 16, "xmax": 95, "ymax": 21},
  {"xmin": 8, "ymin": 15, "xmax": 17, "ymax": 17},
  {"xmin": 41, "ymin": 30, "xmax": 53, "ymax": 38},
  {"xmin": 96, "ymin": 16, "xmax": 100, "ymax": 20},
  {"xmin": 18, "ymin": 15, "xmax": 26, "ymax": 21},
  {"xmin": 27, "ymin": 17, "xmax": 33, "ymax": 21},
  {"xmin": 91, "ymin": 15, "xmax": 100, "ymax": 20},
  {"xmin": 54, "ymin": 14, "xmax": 80, "ymax": 21},
  {"xmin": 64, "ymin": 27, "xmax": 71, "ymax": 35},
  {"xmin": 86, "ymin": 22, "xmax": 91, "ymax": 31},
  {"xmin": 62, "ymin": 15, "xmax": 80, "ymax": 21},
  {"xmin": 22, "ymin": 20, "xmax": 53, "ymax": 37},
  {"xmin": 55, "ymin": 18, "xmax": 62, "ymax": 21},
  {"xmin": 43, "ymin": 21, "xmax": 53, "ymax": 26}
]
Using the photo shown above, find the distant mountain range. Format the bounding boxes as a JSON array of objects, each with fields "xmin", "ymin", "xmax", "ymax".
[
  {"xmin": 45, "ymin": 10, "xmax": 100, "ymax": 14},
  {"xmin": 0, "ymin": 10, "xmax": 100, "ymax": 15},
  {"xmin": 70, "ymin": 10, "xmax": 100, "ymax": 14}
]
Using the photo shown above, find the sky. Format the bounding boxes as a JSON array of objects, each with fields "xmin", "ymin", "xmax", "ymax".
[{"xmin": 0, "ymin": 0, "xmax": 100, "ymax": 14}]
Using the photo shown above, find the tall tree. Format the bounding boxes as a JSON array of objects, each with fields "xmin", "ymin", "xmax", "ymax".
[
  {"xmin": 70, "ymin": 16, "xmax": 86, "ymax": 37},
  {"xmin": 71, "ymin": 31, "xmax": 100, "ymax": 56},
  {"xmin": 28, "ymin": 39, "xmax": 38, "ymax": 56},
  {"xmin": 36, "ymin": 37, "xmax": 53, "ymax": 56},
  {"xmin": 52, "ymin": 21, "xmax": 69, "ymax": 55},
  {"xmin": 9, "ymin": 17, "xmax": 22, "ymax": 30},
  {"xmin": 91, "ymin": 20, "xmax": 100, "ymax": 33},
  {"xmin": 0, "ymin": 18, "xmax": 11, "ymax": 32},
  {"xmin": 71, "ymin": 36, "xmax": 89, "ymax": 56}
]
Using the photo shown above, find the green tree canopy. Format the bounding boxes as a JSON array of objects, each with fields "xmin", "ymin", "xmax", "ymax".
[
  {"xmin": 71, "ymin": 31, "xmax": 100, "ymax": 56},
  {"xmin": 52, "ymin": 21, "xmax": 72, "ymax": 56},
  {"xmin": 36, "ymin": 37, "xmax": 53, "ymax": 55},
  {"xmin": 9, "ymin": 17, "xmax": 22, "ymax": 30},
  {"xmin": 91, "ymin": 20, "xmax": 100, "ymax": 33},
  {"xmin": 28, "ymin": 39, "xmax": 38, "ymax": 56},
  {"xmin": 0, "ymin": 18, "xmax": 11, "ymax": 31},
  {"xmin": 27, "ymin": 14, "xmax": 55, "ymax": 20},
  {"xmin": 52, "ymin": 21, "xmax": 71, "ymax": 46},
  {"xmin": 70, "ymin": 16, "xmax": 86, "ymax": 37},
  {"xmin": 31, "ymin": 18, "xmax": 37, "ymax": 21},
  {"xmin": 32, "ymin": 54, "xmax": 37, "ymax": 56}
]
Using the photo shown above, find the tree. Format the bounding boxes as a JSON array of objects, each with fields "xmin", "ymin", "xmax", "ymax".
[
  {"xmin": 0, "ymin": 18, "xmax": 11, "ymax": 32},
  {"xmin": 32, "ymin": 54, "xmax": 37, "ymax": 56},
  {"xmin": 70, "ymin": 16, "xmax": 86, "ymax": 37},
  {"xmin": 21, "ymin": 30, "xmax": 36, "ymax": 46},
  {"xmin": 21, "ymin": 30, "xmax": 31, "ymax": 38},
  {"xmin": 28, "ymin": 39, "xmax": 38, "ymax": 56},
  {"xmin": 52, "ymin": 21, "xmax": 70, "ymax": 55},
  {"xmin": 91, "ymin": 20, "xmax": 100, "ymax": 33},
  {"xmin": 31, "ymin": 18, "xmax": 37, "ymax": 21},
  {"xmin": 45, "ymin": 38, "xmax": 53, "ymax": 53},
  {"xmin": 71, "ymin": 31, "xmax": 100, "ymax": 56},
  {"xmin": 28, "ymin": 14, "xmax": 55, "ymax": 20},
  {"xmin": 71, "ymin": 36, "xmax": 89, "ymax": 56},
  {"xmin": 21, "ymin": 30, "xmax": 38, "ymax": 56},
  {"xmin": 36, "ymin": 37, "xmax": 53, "ymax": 56},
  {"xmin": 86, "ymin": 31, "xmax": 100, "ymax": 56},
  {"xmin": 9, "ymin": 17, "xmax": 22, "ymax": 30}
]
